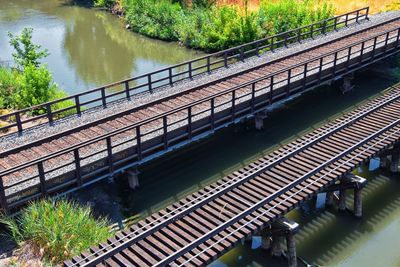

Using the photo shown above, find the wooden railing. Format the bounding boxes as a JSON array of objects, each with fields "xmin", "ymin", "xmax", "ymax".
[{"xmin": 0, "ymin": 7, "xmax": 369, "ymax": 134}]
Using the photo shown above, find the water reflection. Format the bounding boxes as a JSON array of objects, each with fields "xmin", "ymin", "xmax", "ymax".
[{"xmin": 0, "ymin": 0, "xmax": 202, "ymax": 94}]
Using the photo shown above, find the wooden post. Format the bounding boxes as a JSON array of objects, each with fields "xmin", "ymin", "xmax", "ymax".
[
  {"xmin": 326, "ymin": 191, "xmax": 334, "ymax": 206},
  {"xmin": 271, "ymin": 234, "xmax": 282, "ymax": 257},
  {"xmin": 338, "ymin": 188, "xmax": 346, "ymax": 211},
  {"xmin": 127, "ymin": 168, "xmax": 140, "ymax": 190},
  {"xmin": 354, "ymin": 188, "xmax": 363, "ymax": 218},
  {"xmin": 286, "ymin": 233, "xmax": 297, "ymax": 267}
]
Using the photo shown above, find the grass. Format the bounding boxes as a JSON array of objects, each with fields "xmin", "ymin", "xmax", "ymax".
[{"xmin": 1, "ymin": 199, "xmax": 112, "ymax": 264}]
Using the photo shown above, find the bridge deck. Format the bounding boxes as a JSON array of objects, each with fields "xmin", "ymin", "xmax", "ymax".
[
  {"xmin": 64, "ymin": 84, "xmax": 400, "ymax": 267},
  {"xmin": 1, "ymin": 11, "xmax": 400, "ymax": 211}
]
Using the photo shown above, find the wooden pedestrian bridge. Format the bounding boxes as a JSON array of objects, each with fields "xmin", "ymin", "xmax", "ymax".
[{"xmin": 1, "ymin": 7, "xmax": 400, "ymax": 214}]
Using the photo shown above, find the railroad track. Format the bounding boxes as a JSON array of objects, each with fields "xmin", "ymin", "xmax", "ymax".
[
  {"xmin": 64, "ymin": 84, "xmax": 400, "ymax": 267},
  {"xmin": 1, "ymin": 11, "xmax": 400, "ymax": 211}
]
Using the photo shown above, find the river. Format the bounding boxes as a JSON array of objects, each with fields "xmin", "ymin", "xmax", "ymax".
[
  {"xmin": 1, "ymin": 1, "xmax": 400, "ymax": 266},
  {"xmin": 0, "ymin": 0, "xmax": 202, "ymax": 94}
]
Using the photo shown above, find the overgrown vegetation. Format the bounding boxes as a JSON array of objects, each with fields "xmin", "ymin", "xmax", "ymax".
[
  {"xmin": 95, "ymin": 0, "xmax": 335, "ymax": 52},
  {"xmin": 0, "ymin": 28, "xmax": 73, "ymax": 116},
  {"xmin": 1, "ymin": 199, "xmax": 112, "ymax": 264}
]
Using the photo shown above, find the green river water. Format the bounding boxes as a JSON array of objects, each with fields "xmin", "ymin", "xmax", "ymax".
[{"xmin": 1, "ymin": 1, "xmax": 400, "ymax": 266}]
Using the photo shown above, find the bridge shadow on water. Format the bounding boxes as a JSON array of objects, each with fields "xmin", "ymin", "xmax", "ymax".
[{"xmin": 69, "ymin": 65, "xmax": 400, "ymax": 265}]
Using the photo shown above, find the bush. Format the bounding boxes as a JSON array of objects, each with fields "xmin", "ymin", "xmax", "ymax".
[
  {"xmin": 119, "ymin": 0, "xmax": 334, "ymax": 52},
  {"xmin": 0, "ymin": 67, "xmax": 19, "ymax": 109},
  {"xmin": 1, "ymin": 199, "xmax": 112, "ymax": 264}
]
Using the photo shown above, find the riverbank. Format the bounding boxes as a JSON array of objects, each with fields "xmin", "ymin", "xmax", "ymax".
[{"xmin": 96, "ymin": 0, "xmax": 334, "ymax": 52}]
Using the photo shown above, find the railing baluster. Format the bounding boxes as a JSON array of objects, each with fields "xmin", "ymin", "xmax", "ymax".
[
  {"xmin": 271, "ymin": 37, "xmax": 275, "ymax": 51},
  {"xmin": 322, "ymin": 21, "xmax": 327, "ymax": 35},
  {"xmin": 169, "ymin": 68, "xmax": 173, "ymax": 85},
  {"xmin": 284, "ymin": 33, "xmax": 288, "ymax": 47},
  {"xmin": 148, "ymin": 75, "xmax": 153, "ymax": 93},
  {"xmin": 357, "ymin": 42, "xmax": 364, "ymax": 66},
  {"xmin": 136, "ymin": 126, "xmax": 142, "ymax": 160},
  {"xmin": 396, "ymin": 29, "xmax": 400, "ymax": 48},
  {"xmin": 334, "ymin": 17, "xmax": 338, "ymax": 31},
  {"xmin": 366, "ymin": 7, "xmax": 370, "ymax": 20},
  {"xmin": 75, "ymin": 95, "xmax": 81, "ymax": 115},
  {"xmin": 189, "ymin": 62, "xmax": 193, "ymax": 79},
  {"xmin": 74, "ymin": 149, "xmax": 82, "ymax": 186},
  {"xmin": 345, "ymin": 13, "xmax": 349, "ymax": 27},
  {"xmin": 384, "ymin": 32, "xmax": 390, "ymax": 53},
  {"xmin": 188, "ymin": 107, "xmax": 192, "ymax": 139},
  {"xmin": 106, "ymin": 136, "xmax": 113, "ymax": 175},
  {"xmin": 211, "ymin": 98, "xmax": 215, "ymax": 130},
  {"xmin": 371, "ymin": 36, "xmax": 378, "ymax": 59},
  {"xmin": 346, "ymin": 46, "xmax": 352, "ymax": 70},
  {"xmin": 310, "ymin": 24, "xmax": 314, "ymax": 39},
  {"xmin": 318, "ymin": 57, "xmax": 323, "ymax": 83},
  {"xmin": 207, "ymin": 56, "xmax": 211, "ymax": 73},
  {"xmin": 255, "ymin": 42, "xmax": 260, "ymax": 56},
  {"xmin": 356, "ymin": 10, "xmax": 360, "ymax": 23},
  {"xmin": 38, "ymin": 162, "xmax": 47, "ymax": 196},
  {"xmin": 46, "ymin": 103, "xmax": 53, "ymax": 125},
  {"xmin": 240, "ymin": 47, "xmax": 245, "ymax": 61},
  {"xmin": 269, "ymin": 76, "xmax": 274, "ymax": 104},
  {"xmin": 297, "ymin": 29, "xmax": 301, "ymax": 43},
  {"xmin": 15, "ymin": 112, "xmax": 23, "ymax": 133},
  {"xmin": 231, "ymin": 90, "xmax": 236, "ymax": 120},
  {"xmin": 163, "ymin": 116, "xmax": 168, "ymax": 149},
  {"xmin": 332, "ymin": 51, "xmax": 338, "ymax": 76},
  {"xmin": 286, "ymin": 69, "xmax": 291, "ymax": 96},
  {"xmin": 303, "ymin": 63, "xmax": 308, "ymax": 89},
  {"xmin": 224, "ymin": 52, "xmax": 228, "ymax": 67},
  {"xmin": 125, "ymin": 81, "xmax": 131, "ymax": 100},
  {"xmin": 101, "ymin": 87, "xmax": 107, "ymax": 107},
  {"xmin": 0, "ymin": 176, "xmax": 8, "ymax": 211},
  {"xmin": 251, "ymin": 83, "xmax": 256, "ymax": 112}
]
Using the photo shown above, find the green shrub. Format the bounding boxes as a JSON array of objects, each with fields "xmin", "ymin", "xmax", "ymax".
[
  {"xmin": 1, "ymin": 199, "xmax": 112, "ymax": 264},
  {"xmin": 120, "ymin": 0, "xmax": 334, "ymax": 52},
  {"xmin": 0, "ymin": 67, "xmax": 19, "ymax": 109}
]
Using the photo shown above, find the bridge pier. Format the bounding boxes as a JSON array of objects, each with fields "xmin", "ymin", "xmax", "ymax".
[
  {"xmin": 340, "ymin": 74, "xmax": 355, "ymax": 94},
  {"xmin": 255, "ymin": 111, "xmax": 268, "ymax": 130},
  {"xmin": 326, "ymin": 191, "xmax": 335, "ymax": 206},
  {"xmin": 380, "ymin": 155, "xmax": 389, "ymax": 170},
  {"xmin": 390, "ymin": 144, "xmax": 400, "ymax": 173},
  {"xmin": 324, "ymin": 174, "xmax": 367, "ymax": 217},
  {"xmin": 262, "ymin": 217, "xmax": 299, "ymax": 266},
  {"xmin": 127, "ymin": 168, "xmax": 140, "ymax": 189}
]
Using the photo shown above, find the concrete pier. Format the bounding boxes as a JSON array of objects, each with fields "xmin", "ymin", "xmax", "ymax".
[
  {"xmin": 271, "ymin": 234, "xmax": 283, "ymax": 257},
  {"xmin": 127, "ymin": 169, "xmax": 140, "ymax": 189},
  {"xmin": 338, "ymin": 188, "xmax": 347, "ymax": 211},
  {"xmin": 326, "ymin": 191, "xmax": 334, "ymax": 206},
  {"xmin": 262, "ymin": 217, "xmax": 299, "ymax": 266},
  {"xmin": 340, "ymin": 75, "xmax": 354, "ymax": 94},
  {"xmin": 390, "ymin": 151, "xmax": 400, "ymax": 173},
  {"xmin": 286, "ymin": 233, "xmax": 297, "ymax": 267},
  {"xmin": 380, "ymin": 155, "xmax": 388, "ymax": 169},
  {"xmin": 255, "ymin": 111, "xmax": 268, "ymax": 130}
]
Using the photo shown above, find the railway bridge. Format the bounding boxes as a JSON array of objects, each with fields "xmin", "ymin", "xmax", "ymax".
[
  {"xmin": 1, "ymin": 7, "xmax": 400, "ymax": 212},
  {"xmin": 64, "ymin": 85, "xmax": 400, "ymax": 267}
]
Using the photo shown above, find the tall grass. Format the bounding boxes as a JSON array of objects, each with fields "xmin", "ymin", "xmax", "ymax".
[
  {"xmin": 106, "ymin": 0, "xmax": 335, "ymax": 52},
  {"xmin": 1, "ymin": 199, "xmax": 112, "ymax": 264}
]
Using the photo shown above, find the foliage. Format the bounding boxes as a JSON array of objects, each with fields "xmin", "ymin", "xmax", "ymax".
[
  {"xmin": 1, "ymin": 199, "xmax": 112, "ymax": 264},
  {"xmin": 8, "ymin": 28, "xmax": 49, "ymax": 70},
  {"xmin": 1, "ymin": 28, "xmax": 75, "ymax": 117},
  {"xmin": 116, "ymin": 0, "xmax": 334, "ymax": 52},
  {"xmin": 94, "ymin": 0, "xmax": 116, "ymax": 8}
]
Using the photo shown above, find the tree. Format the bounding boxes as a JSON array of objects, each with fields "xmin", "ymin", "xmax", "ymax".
[{"xmin": 8, "ymin": 28, "xmax": 49, "ymax": 70}]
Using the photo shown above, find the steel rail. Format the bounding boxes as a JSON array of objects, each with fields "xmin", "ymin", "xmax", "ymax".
[
  {"xmin": 161, "ymin": 118, "xmax": 400, "ymax": 267},
  {"xmin": 0, "ymin": 9, "xmax": 384, "ymax": 158},
  {"xmin": 2, "ymin": 21, "xmax": 400, "ymax": 178},
  {"xmin": 0, "ymin": 8, "xmax": 369, "ymax": 134},
  {"xmin": 66, "ymin": 87, "xmax": 400, "ymax": 267}
]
